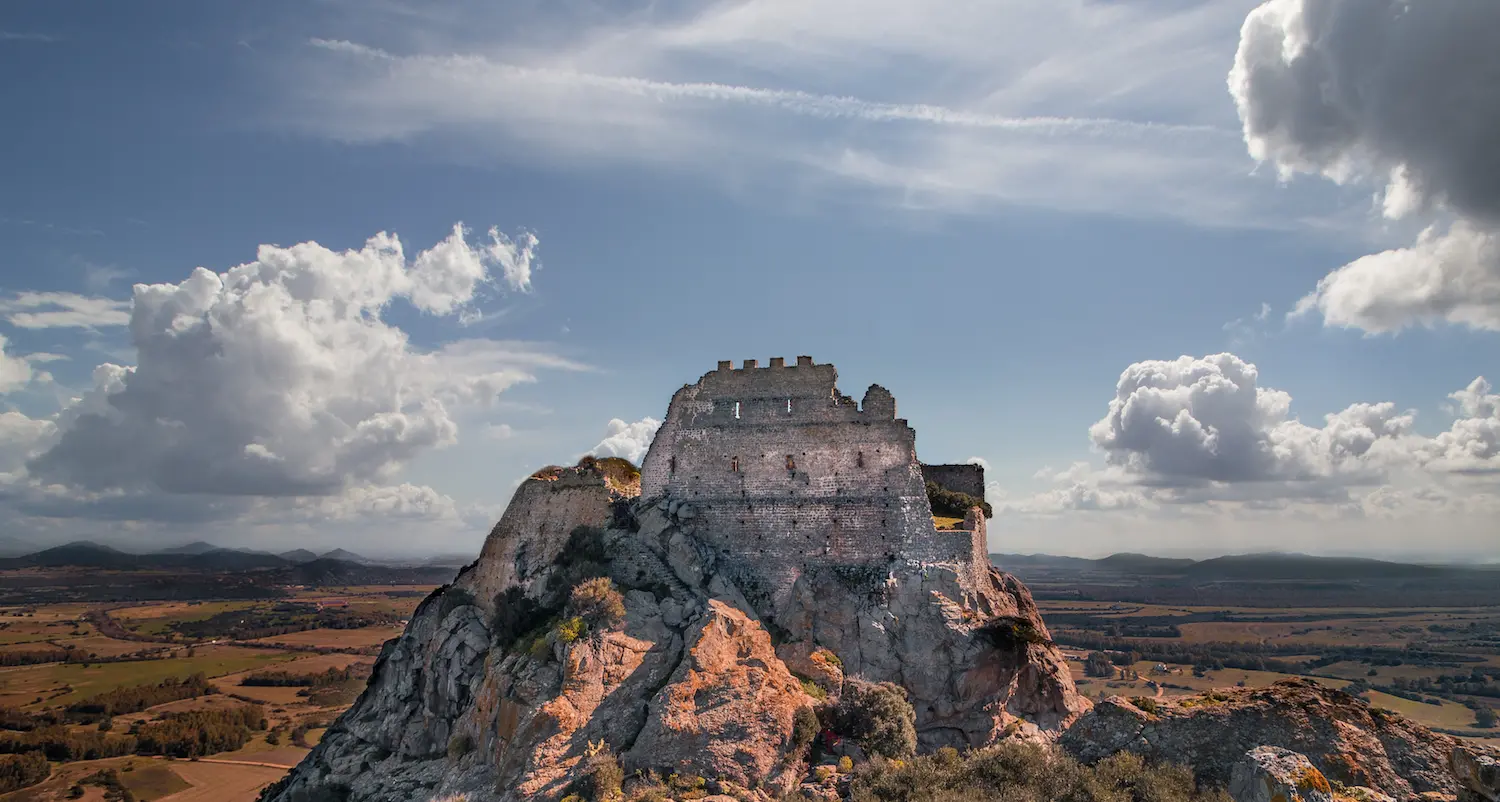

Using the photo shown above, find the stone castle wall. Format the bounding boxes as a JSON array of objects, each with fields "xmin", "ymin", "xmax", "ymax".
[
  {"xmin": 640, "ymin": 358, "xmax": 985, "ymax": 596},
  {"xmin": 460, "ymin": 468, "xmax": 615, "ymax": 612}
]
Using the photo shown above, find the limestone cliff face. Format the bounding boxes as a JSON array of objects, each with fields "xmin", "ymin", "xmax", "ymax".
[{"xmin": 265, "ymin": 458, "xmax": 1087, "ymax": 802}]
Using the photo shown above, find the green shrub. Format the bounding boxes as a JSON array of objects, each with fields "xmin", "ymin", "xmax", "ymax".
[
  {"xmin": 975, "ymin": 617, "xmax": 1052, "ymax": 651},
  {"xmin": 925, "ymin": 481, "xmax": 993, "ymax": 519},
  {"xmin": 791, "ymin": 706, "xmax": 820, "ymax": 753},
  {"xmin": 847, "ymin": 740, "xmax": 1227, "ymax": 802},
  {"xmin": 556, "ymin": 617, "xmax": 587, "ymax": 644},
  {"xmin": 1131, "ymin": 697, "xmax": 1160, "ymax": 715},
  {"xmin": 839, "ymin": 756, "xmax": 855, "ymax": 773},
  {"xmin": 448, "ymin": 732, "xmax": 474, "ymax": 760},
  {"xmin": 492, "ymin": 587, "xmax": 548, "ymax": 649},
  {"xmin": 0, "ymin": 751, "xmax": 50, "ymax": 794},
  {"xmin": 834, "ymin": 679, "xmax": 917, "ymax": 760},
  {"xmin": 801, "ymin": 678, "xmax": 828, "ymax": 700},
  {"xmin": 574, "ymin": 750, "xmax": 623, "ymax": 801},
  {"xmin": 569, "ymin": 578, "xmax": 626, "ymax": 630}
]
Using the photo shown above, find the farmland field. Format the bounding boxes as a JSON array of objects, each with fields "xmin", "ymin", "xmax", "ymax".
[{"xmin": 0, "ymin": 584, "xmax": 442, "ymax": 801}]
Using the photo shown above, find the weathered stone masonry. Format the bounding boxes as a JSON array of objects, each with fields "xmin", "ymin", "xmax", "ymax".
[{"xmin": 639, "ymin": 357, "xmax": 987, "ymax": 598}]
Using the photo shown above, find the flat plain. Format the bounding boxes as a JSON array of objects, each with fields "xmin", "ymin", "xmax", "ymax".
[{"xmin": 0, "ymin": 585, "xmax": 437, "ymax": 802}]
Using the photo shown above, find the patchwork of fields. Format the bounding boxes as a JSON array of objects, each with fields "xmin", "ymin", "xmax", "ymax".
[{"xmin": 0, "ymin": 585, "xmax": 437, "ymax": 802}]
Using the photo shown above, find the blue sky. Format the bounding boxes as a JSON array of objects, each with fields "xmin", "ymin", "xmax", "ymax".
[{"xmin": 2, "ymin": 0, "xmax": 1497, "ymax": 559}]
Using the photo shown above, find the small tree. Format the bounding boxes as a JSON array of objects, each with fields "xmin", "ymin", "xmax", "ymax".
[
  {"xmin": 834, "ymin": 678, "xmax": 917, "ymax": 760},
  {"xmin": 568, "ymin": 578, "xmax": 626, "ymax": 631},
  {"xmin": 1475, "ymin": 706, "xmax": 1497, "ymax": 729}
]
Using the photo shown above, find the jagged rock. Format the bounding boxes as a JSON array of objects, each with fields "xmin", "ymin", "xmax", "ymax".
[
  {"xmin": 1062, "ymin": 680, "xmax": 1487, "ymax": 800},
  {"xmin": 777, "ymin": 641, "xmax": 844, "ymax": 695},
  {"xmin": 1229, "ymin": 746, "xmax": 1333, "ymax": 802},
  {"xmin": 1454, "ymin": 747, "xmax": 1500, "ymax": 802},
  {"xmin": 625, "ymin": 599, "xmax": 810, "ymax": 790}
]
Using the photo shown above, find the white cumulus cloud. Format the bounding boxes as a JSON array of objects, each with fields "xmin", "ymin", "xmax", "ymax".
[
  {"xmin": 0, "ymin": 336, "xmax": 34, "ymax": 393},
  {"xmin": 590, "ymin": 417, "xmax": 661, "ymax": 465},
  {"xmin": 25, "ymin": 224, "xmax": 572, "ymax": 499},
  {"xmin": 1089, "ymin": 353, "xmax": 1416, "ymax": 489},
  {"xmin": 1231, "ymin": 0, "xmax": 1500, "ymax": 332}
]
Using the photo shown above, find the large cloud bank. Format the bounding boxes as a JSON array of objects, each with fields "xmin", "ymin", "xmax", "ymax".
[
  {"xmin": 1230, "ymin": 0, "xmax": 1500, "ymax": 331},
  {"xmin": 0, "ymin": 223, "xmax": 567, "ymax": 550},
  {"xmin": 26, "ymin": 225, "xmax": 546, "ymax": 498},
  {"xmin": 1011, "ymin": 353, "xmax": 1499, "ymax": 514}
]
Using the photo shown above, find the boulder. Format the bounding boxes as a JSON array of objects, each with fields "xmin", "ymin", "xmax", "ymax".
[
  {"xmin": 1062, "ymin": 680, "xmax": 1471, "ymax": 800},
  {"xmin": 1454, "ymin": 747, "xmax": 1500, "ymax": 802},
  {"xmin": 1229, "ymin": 746, "xmax": 1333, "ymax": 802},
  {"xmin": 625, "ymin": 600, "xmax": 810, "ymax": 789}
]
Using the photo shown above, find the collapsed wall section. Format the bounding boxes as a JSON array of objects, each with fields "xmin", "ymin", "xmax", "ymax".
[{"xmin": 459, "ymin": 467, "xmax": 616, "ymax": 612}]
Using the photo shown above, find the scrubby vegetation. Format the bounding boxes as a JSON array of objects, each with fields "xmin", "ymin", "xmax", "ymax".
[
  {"xmin": 569, "ymin": 577, "xmax": 626, "ymax": 630},
  {"xmin": 133, "ymin": 704, "xmax": 267, "ymax": 758},
  {"xmin": 0, "ymin": 751, "xmax": 49, "ymax": 793},
  {"xmin": 830, "ymin": 679, "xmax": 918, "ymax": 760},
  {"xmin": 168, "ymin": 602, "xmax": 400, "ymax": 640},
  {"xmin": 848, "ymin": 742, "xmax": 1230, "ymax": 802},
  {"xmin": 976, "ymin": 617, "xmax": 1052, "ymax": 650},
  {"xmin": 0, "ymin": 726, "xmax": 137, "ymax": 761},
  {"xmin": 0, "ymin": 703, "xmax": 266, "ymax": 762},
  {"xmin": 68, "ymin": 673, "xmax": 218, "ymax": 718},
  {"xmin": 572, "ymin": 749, "xmax": 625, "ymax": 801},
  {"xmin": 577, "ymin": 455, "xmax": 642, "ymax": 492},
  {"xmin": 925, "ymin": 481, "xmax": 993, "ymax": 520},
  {"xmin": 77, "ymin": 768, "xmax": 135, "ymax": 802},
  {"xmin": 242, "ymin": 665, "xmax": 359, "ymax": 687}
]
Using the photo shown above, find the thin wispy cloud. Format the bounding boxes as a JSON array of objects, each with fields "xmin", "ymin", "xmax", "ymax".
[
  {"xmin": 311, "ymin": 39, "xmax": 1229, "ymax": 141},
  {"xmin": 0, "ymin": 31, "xmax": 57, "ymax": 43}
]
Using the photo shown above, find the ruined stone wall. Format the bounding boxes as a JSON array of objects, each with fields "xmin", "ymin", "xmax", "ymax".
[
  {"xmin": 921, "ymin": 463, "xmax": 987, "ymax": 499},
  {"xmin": 641, "ymin": 358, "xmax": 981, "ymax": 598},
  {"xmin": 459, "ymin": 469, "xmax": 615, "ymax": 613}
]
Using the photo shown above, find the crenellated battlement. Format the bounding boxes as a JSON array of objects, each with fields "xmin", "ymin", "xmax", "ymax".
[{"xmin": 715, "ymin": 355, "xmax": 817, "ymax": 372}]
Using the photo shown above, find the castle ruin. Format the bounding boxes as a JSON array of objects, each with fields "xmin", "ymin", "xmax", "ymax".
[{"xmin": 639, "ymin": 357, "xmax": 990, "ymax": 599}]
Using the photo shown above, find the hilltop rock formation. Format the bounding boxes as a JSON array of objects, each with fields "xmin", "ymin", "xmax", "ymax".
[
  {"xmin": 264, "ymin": 359, "xmax": 1087, "ymax": 802},
  {"xmin": 1062, "ymin": 680, "xmax": 1497, "ymax": 801}
]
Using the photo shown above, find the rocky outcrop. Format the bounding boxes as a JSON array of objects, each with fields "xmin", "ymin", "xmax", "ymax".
[
  {"xmin": 628, "ymin": 600, "xmax": 808, "ymax": 789},
  {"xmin": 1062, "ymin": 680, "xmax": 1494, "ymax": 801},
  {"xmin": 1229, "ymin": 746, "xmax": 1333, "ymax": 802},
  {"xmin": 265, "ymin": 457, "xmax": 1088, "ymax": 802},
  {"xmin": 1454, "ymin": 747, "xmax": 1500, "ymax": 802}
]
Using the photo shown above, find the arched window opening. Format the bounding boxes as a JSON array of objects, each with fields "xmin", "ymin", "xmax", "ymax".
[
  {"xmin": 785, "ymin": 455, "xmax": 796, "ymax": 471},
  {"xmin": 786, "ymin": 398, "xmax": 792, "ymax": 413},
  {"xmin": 734, "ymin": 401, "xmax": 741, "ymax": 420},
  {"xmin": 730, "ymin": 456, "xmax": 739, "ymax": 472}
]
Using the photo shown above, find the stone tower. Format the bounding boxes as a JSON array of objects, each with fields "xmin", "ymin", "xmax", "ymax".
[{"xmin": 639, "ymin": 357, "xmax": 988, "ymax": 605}]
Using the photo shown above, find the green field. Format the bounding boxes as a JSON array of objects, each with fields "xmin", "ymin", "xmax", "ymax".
[
  {"xmin": 0, "ymin": 646, "xmax": 295, "ymax": 708},
  {"xmin": 120, "ymin": 762, "xmax": 194, "ymax": 800},
  {"xmin": 1365, "ymin": 690, "xmax": 1490, "ymax": 731},
  {"xmin": 120, "ymin": 601, "xmax": 263, "ymax": 636}
]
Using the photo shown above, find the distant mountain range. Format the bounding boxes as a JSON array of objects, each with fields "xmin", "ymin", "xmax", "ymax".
[
  {"xmin": 0, "ymin": 540, "xmax": 390, "ymax": 571},
  {"xmin": 991, "ymin": 551, "xmax": 1496, "ymax": 581}
]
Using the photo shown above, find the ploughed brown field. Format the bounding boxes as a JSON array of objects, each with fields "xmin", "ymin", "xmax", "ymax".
[{"xmin": 0, "ymin": 585, "xmax": 439, "ymax": 802}]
